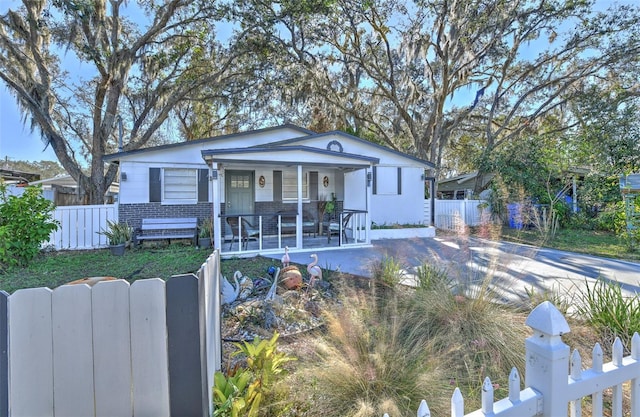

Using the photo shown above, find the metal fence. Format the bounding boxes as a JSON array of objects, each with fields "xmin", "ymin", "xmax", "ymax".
[
  {"xmin": 0, "ymin": 249, "xmax": 221, "ymax": 416},
  {"xmin": 384, "ymin": 301, "xmax": 640, "ymax": 417}
]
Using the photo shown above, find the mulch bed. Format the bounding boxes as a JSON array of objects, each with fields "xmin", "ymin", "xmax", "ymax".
[{"xmin": 219, "ymin": 269, "xmax": 369, "ymax": 370}]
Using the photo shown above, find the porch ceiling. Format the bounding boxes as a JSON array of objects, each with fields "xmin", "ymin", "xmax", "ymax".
[{"xmin": 201, "ymin": 146, "xmax": 378, "ymax": 168}]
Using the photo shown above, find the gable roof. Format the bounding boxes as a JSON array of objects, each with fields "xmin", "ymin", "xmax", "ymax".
[
  {"xmin": 103, "ymin": 124, "xmax": 313, "ymax": 163},
  {"xmin": 264, "ymin": 130, "xmax": 435, "ymax": 168},
  {"xmin": 438, "ymin": 171, "xmax": 494, "ymax": 193},
  {"xmin": 201, "ymin": 145, "xmax": 379, "ymax": 168},
  {"xmin": 103, "ymin": 124, "xmax": 434, "ymax": 168}
]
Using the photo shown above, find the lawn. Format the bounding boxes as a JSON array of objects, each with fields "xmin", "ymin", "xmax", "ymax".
[
  {"xmin": 2, "ymin": 226, "xmax": 639, "ymax": 294},
  {"xmin": 0, "ymin": 244, "xmax": 289, "ymax": 294},
  {"xmin": 482, "ymin": 226, "xmax": 640, "ymax": 262}
]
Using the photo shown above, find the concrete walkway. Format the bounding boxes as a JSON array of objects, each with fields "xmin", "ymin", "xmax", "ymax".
[{"xmin": 266, "ymin": 236, "xmax": 640, "ymax": 303}]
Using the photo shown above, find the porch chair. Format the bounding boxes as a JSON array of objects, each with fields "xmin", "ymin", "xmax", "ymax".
[
  {"xmin": 327, "ymin": 211, "xmax": 354, "ymax": 244},
  {"xmin": 226, "ymin": 216, "xmax": 260, "ymax": 250}
]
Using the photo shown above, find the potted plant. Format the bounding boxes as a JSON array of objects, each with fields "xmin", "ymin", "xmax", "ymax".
[
  {"xmin": 99, "ymin": 220, "xmax": 133, "ymax": 256},
  {"xmin": 317, "ymin": 193, "xmax": 337, "ymax": 235},
  {"xmin": 199, "ymin": 218, "xmax": 213, "ymax": 249}
]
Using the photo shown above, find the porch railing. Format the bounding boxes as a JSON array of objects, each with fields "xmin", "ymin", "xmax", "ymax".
[
  {"xmin": 220, "ymin": 209, "xmax": 369, "ymax": 254},
  {"xmin": 337, "ymin": 209, "xmax": 368, "ymax": 245}
]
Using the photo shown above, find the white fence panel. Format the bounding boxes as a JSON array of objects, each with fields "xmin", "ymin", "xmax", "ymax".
[
  {"xmin": 199, "ymin": 254, "xmax": 222, "ymax": 415},
  {"xmin": 4, "ymin": 250, "xmax": 221, "ymax": 416},
  {"xmin": 49, "ymin": 204, "xmax": 117, "ymax": 250},
  {"xmin": 8, "ymin": 288, "xmax": 54, "ymax": 416},
  {"xmin": 52, "ymin": 284, "xmax": 95, "ymax": 416},
  {"xmin": 431, "ymin": 199, "xmax": 488, "ymax": 230},
  {"xmin": 130, "ymin": 278, "xmax": 171, "ymax": 416},
  {"xmin": 92, "ymin": 280, "xmax": 133, "ymax": 416}
]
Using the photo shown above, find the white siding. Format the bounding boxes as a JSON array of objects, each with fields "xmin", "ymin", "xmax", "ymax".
[
  {"xmin": 371, "ymin": 166, "xmax": 425, "ymax": 225},
  {"xmin": 291, "ymin": 133, "xmax": 421, "ymax": 166},
  {"xmin": 317, "ymin": 169, "xmax": 336, "ymax": 201},
  {"xmin": 254, "ymin": 168, "xmax": 273, "ymax": 202},
  {"xmin": 344, "ymin": 170, "xmax": 367, "ymax": 211}
]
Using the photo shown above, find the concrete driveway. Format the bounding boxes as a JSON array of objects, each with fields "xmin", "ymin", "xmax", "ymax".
[{"xmin": 267, "ymin": 236, "xmax": 640, "ymax": 303}]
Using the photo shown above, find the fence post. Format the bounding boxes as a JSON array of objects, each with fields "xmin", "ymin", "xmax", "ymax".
[
  {"xmin": 524, "ymin": 301, "xmax": 571, "ymax": 416},
  {"xmin": 166, "ymin": 274, "xmax": 207, "ymax": 417}
]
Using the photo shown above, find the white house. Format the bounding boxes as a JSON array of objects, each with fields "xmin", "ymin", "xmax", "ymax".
[{"xmin": 103, "ymin": 124, "xmax": 435, "ymax": 255}]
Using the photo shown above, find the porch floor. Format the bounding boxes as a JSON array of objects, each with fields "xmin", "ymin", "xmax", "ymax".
[{"xmin": 220, "ymin": 232, "xmax": 369, "ymax": 257}]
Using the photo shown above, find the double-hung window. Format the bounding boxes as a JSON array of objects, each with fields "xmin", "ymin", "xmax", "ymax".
[
  {"xmin": 164, "ymin": 168, "xmax": 197, "ymax": 202},
  {"xmin": 149, "ymin": 167, "xmax": 209, "ymax": 204},
  {"xmin": 282, "ymin": 170, "xmax": 308, "ymax": 200}
]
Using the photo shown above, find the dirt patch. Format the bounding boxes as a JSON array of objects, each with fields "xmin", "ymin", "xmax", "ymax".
[{"xmin": 219, "ymin": 269, "xmax": 369, "ymax": 370}]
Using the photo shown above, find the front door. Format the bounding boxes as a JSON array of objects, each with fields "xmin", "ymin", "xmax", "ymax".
[{"xmin": 225, "ymin": 170, "xmax": 254, "ymax": 215}]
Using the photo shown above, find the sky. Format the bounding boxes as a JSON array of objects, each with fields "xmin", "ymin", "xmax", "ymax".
[
  {"xmin": 1, "ymin": 86, "xmax": 57, "ymax": 163},
  {"xmin": 0, "ymin": 0, "xmax": 57, "ymax": 163},
  {"xmin": 0, "ymin": 0, "xmax": 632, "ymax": 165}
]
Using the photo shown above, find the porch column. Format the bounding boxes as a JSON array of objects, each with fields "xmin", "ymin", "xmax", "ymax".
[
  {"xmin": 366, "ymin": 166, "xmax": 372, "ymax": 244},
  {"xmin": 296, "ymin": 164, "xmax": 303, "ymax": 248},
  {"xmin": 211, "ymin": 163, "xmax": 222, "ymax": 251}
]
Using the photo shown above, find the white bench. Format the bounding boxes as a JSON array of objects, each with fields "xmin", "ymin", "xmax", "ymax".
[{"xmin": 135, "ymin": 217, "xmax": 198, "ymax": 246}]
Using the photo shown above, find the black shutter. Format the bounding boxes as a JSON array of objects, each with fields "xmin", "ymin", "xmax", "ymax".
[
  {"xmin": 149, "ymin": 168, "xmax": 161, "ymax": 202},
  {"xmin": 397, "ymin": 167, "xmax": 402, "ymax": 195},
  {"xmin": 273, "ymin": 171, "xmax": 282, "ymax": 201},
  {"xmin": 309, "ymin": 171, "xmax": 318, "ymax": 200},
  {"xmin": 197, "ymin": 169, "xmax": 208, "ymax": 202},
  {"xmin": 372, "ymin": 167, "xmax": 377, "ymax": 195}
]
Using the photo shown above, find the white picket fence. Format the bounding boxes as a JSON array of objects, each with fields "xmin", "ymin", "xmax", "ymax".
[
  {"xmin": 425, "ymin": 199, "xmax": 489, "ymax": 230},
  {"xmin": 3, "ymin": 249, "xmax": 221, "ymax": 416},
  {"xmin": 385, "ymin": 301, "xmax": 640, "ymax": 417},
  {"xmin": 48, "ymin": 204, "xmax": 118, "ymax": 249}
]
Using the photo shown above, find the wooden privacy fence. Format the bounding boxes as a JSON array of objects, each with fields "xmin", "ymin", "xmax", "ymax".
[
  {"xmin": 0, "ymin": 249, "xmax": 221, "ymax": 417},
  {"xmin": 48, "ymin": 204, "xmax": 118, "ymax": 250},
  {"xmin": 384, "ymin": 301, "xmax": 640, "ymax": 417}
]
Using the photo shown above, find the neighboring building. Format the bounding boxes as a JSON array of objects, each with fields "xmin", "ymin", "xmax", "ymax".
[
  {"xmin": 29, "ymin": 175, "xmax": 119, "ymax": 206},
  {"xmin": 104, "ymin": 124, "xmax": 435, "ymax": 254},
  {"xmin": 438, "ymin": 171, "xmax": 494, "ymax": 200},
  {"xmin": 0, "ymin": 168, "xmax": 40, "ymax": 186}
]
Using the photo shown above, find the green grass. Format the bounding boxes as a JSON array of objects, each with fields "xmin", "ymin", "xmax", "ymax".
[
  {"xmin": 0, "ymin": 245, "xmax": 297, "ymax": 294},
  {"xmin": 492, "ymin": 226, "xmax": 640, "ymax": 262},
  {"xmin": 0, "ymin": 245, "xmax": 213, "ymax": 293}
]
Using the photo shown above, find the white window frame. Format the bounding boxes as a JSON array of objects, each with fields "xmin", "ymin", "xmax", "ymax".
[
  {"xmin": 282, "ymin": 169, "xmax": 309, "ymax": 201},
  {"xmin": 162, "ymin": 168, "xmax": 198, "ymax": 204}
]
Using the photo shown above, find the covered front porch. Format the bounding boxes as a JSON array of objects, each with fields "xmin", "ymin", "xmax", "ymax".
[
  {"xmin": 201, "ymin": 145, "xmax": 378, "ymax": 257},
  {"xmin": 218, "ymin": 209, "xmax": 369, "ymax": 257}
]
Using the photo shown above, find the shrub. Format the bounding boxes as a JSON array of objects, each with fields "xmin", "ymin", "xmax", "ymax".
[
  {"xmin": 524, "ymin": 283, "xmax": 573, "ymax": 315},
  {"xmin": 574, "ymin": 279, "xmax": 640, "ymax": 350},
  {"xmin": 307, "ymin": 259, "xmax": 528, "ymax": 416},
  {"xmin": 98, "ymin": 219, "xmax": 133, "ymax": 246},
  {"xmin": 214, "ymin": 332, "xmax": 296, "ymax": 417},
  {"xmin": 593, "ymin": 202, "xmax": 626, "ymax": 234},
  {"xmin": 0, "ymin": 183, "xmax": 59, "ymax": 268},
  {"xmin": 370, "ymin": 256, "xmax": 405, "ymax": 288},
  {"xmin": 414, "ymin": 263, "xmax": 452, "ymax": 292},
  {"xmin": 308, "ymin": 283, "xmax": 448, "ymax": 416}
]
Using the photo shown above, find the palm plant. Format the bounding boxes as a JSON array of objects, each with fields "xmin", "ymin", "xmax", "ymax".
[{"xmin": 99, "ymin": 220, "xmax": 133, "ymax": 246}]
